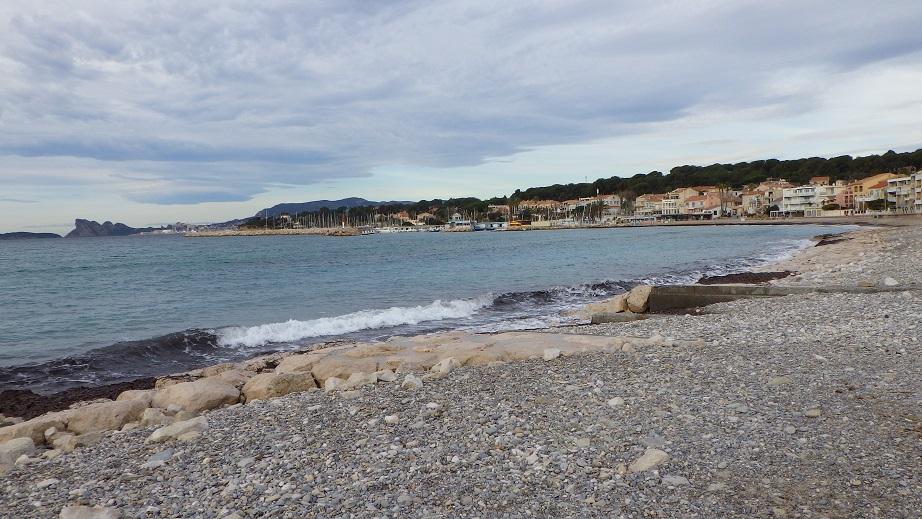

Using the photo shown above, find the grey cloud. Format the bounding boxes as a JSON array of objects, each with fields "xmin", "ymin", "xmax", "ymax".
[{"xmin": 1, "ymin": 0, "xmax": 921, "ymax": 204}]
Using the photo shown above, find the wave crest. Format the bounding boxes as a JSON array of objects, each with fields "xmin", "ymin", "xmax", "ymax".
[{"xmin": 217, "ymin": 296, "xmax": 492, "ymax": 348}]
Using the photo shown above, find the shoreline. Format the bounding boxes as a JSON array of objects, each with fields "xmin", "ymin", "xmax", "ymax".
[
  {"xmin": 176, "ymin": 214, "xmax": 919, "ymax": 238},
  {"xmin": 0, "ymin": 224, "xmax": 861, "ymax": 419},
  {"xmin": 2, "ymin": 222, "xmax": 920, "ymax": 516}
]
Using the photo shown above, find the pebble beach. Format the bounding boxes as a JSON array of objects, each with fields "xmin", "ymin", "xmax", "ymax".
[{"xmin": 1, "ymin": 222, "xmax": 921, "ymax": 518}]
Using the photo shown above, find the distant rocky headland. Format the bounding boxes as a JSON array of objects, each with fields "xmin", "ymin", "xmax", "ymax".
[
  {"xmin": 0, "ymin": 232, "xmax": 61, "ymax": 240},
  {"xmin": 65, "ymin": 219, "xmax": 161, "ymax": 238}
]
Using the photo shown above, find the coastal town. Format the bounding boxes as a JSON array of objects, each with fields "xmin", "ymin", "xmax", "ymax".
[
  {"xmin": 183, "ymin": 167, "xmax": 922, "ymax": 237},
  {"xmin": 481, "ymin": 167, "xmax": 922, "ymax": 227}
]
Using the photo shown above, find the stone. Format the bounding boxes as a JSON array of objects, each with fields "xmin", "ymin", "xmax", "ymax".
[
  {"xmin": 146, "ymin": 448, "xmax": 174, "ymax": 464},
  {"xmin": 44, "ymin": 449, "xmax": 63, "ymax": 460},
  {"xmin": 0, "ymin": 413, "xmax": 69, "ymax": 445},
  {"xmin": 140, "ymin": 408, "xmax": 171, "ymax": 427},
  {"xmin": 147, "ymin": 416, "xmax": 208, "ymax": 443},
  {"xmin": 384, "ymin": 414, "xmax": 400, "ymax": 424},
  {"xmin": 607, "ymin": 397, "xmax": 625, "ymax": 407},
  {"xmin": 430, "ymin": 357, "xmax": 461, "ymax": 377},
  {"xmin": 37, "ymin": 477, "xmax": 60, "ymax": 489},
  {"xmin": 343, "ymin": 371, "xmax": 378, "ymax": 390},
  {"xmin": 242, "ymin": 372, "xmax": 317, "ymax": 401},
  {"xmin": 273, "ymin": 353, "xmax": 316, "ymax": 374},
  {"xmin": 208, "ymin": 369, "xmax": 254, "ymax": 389},
  {"xmin": 584, "ymin": 294, "xmax": 629, "ymax": 316},
  {"xmin": 783, "ymin": 425, "xmax": 797, "ymax": 434},
  {"xmin": 53, "ymin": 434, "xmax": 77, "ymax": 453},
  {"xmin": 323, "ymin": 377, "xmax": 346, "ymax": 392},
  {"xmin": 882, "ymin": 277, "xmax": 898, "ymax": 287},
  {"xmin": 628, "ymin": 448, "xmax": 670, "ymax": 473},
  {"xmin": 201, "ymin": 362, "xmax": 237, "ymax": 377},
  {"xmin": 151, "ymin": 379, "xmax": 240, "ymax": 413},
  {"xmin": 542, "ymin": 348, "xmax": 561, "ymax": 361},
  {"xmin": 173, "ymin": 410, "xmax": 197, "ymax": 422},
  {"xmin": 804, "ymin": 408, "xmax": 822, "ymax": 418},
  {"xmin": 309, "ymin": 353, "xmax": 379, "ymax": 383},
  {"xmin": 401, "ymin": 374, "xmax": 423, "ymax": 390},
  {"xmin": 140, "ymin": 460, "xmax": 165, "ymax": 470},
  {"xmin": 768, "ymin": 376, "xmax": 792, "ymax": 386},
  {"xmin": 626, "ymin": 284, "xmax": 654, "ymax": 313},
  {"xmin": 575, "ymin": 438, "xmax": 590, "ymax": 448},
  {"xmin": 115, "ymin": 389, "xmax": 158, "ymax": 407},
  {"xmin": 59, "ymin": 505, "xmax": 122, "ymax": 519},
  {"xmin": 0, "ymin": 437, "xmax": 36, "ymax": 466},
  {"xmin": 662, "ymin": 475, "xmax": 689, "ymax": 486},
  {"xmin": 67, "ymin": 400, "xmax": 147, "ymax": 435},
  {"xmin": 75, "ymin": 432, "xmax": 105, "ymax": 447},
  {"xmin": 374, "ymin": 369, "xmax": 397, "ymax": 382}
]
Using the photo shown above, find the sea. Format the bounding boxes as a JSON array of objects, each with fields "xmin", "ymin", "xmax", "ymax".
[{"xmin": 0, "ymin": 225, "xmax": 848, "ymax": 393}]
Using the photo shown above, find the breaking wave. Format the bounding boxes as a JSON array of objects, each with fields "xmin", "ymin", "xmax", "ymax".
[{"xmin": 216, "ymin": 296, "xmax": 494, "ymax": 348}]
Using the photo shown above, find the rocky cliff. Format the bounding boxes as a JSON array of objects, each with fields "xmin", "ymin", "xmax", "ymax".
[{"xmin": 65, "ymin": 219, "xmax": 157, "ymax": 238}]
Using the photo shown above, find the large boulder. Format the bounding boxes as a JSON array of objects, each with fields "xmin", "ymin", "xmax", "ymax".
[
  {"xmin": 66, "ymin": 400, "xmax": 146, "ymax": 435},
  {"xmin": 429, "ymin": 357, "xmax": 460, "ymax": 378},
  {"xmin": 207, "ymin": 369, "xmax": 253, "ymax": 389},
  {"xmin": 151, "ymin": 379, "xmax": 240, "ymax": 413},
  {"xmin": 200, "ymin": 362, "xmax": 237, "ymax": 377},
  {"xmin": 139, "ymin": 408, "xmax": 171, "ymax": 427},
  {"xmin": 242, "ymin": 373, "xmax": 317, "ymax": 401},
  {"xmin": 626, "ymin": 285, "xmax": 654, "ymax": 313},
  {"xmin": 309, "ymin": 355, "xmax": 380, "ymax": 384},
  {"xmin": 115, "ymin": 389, "xmax": 158, "ymax": 407},
  {"xmin": 341, "ymin": 372, "xmax": 378, "ymax": 390},
  {"xmin": 147, "ymin": 416, "xmax": 207, "ymax": 443},
  {"xmin": 0, "ymin": 412, "xmax": 69, "ymax": 445},
  {"xmin": 585, "ymin": 294, "xmax": 629, "ymax": 315},
  {"xmin": 0, "ymin": 437, "xmax": 36, "ymax": 467},
  {"xmin": 274, "ymin": 353, "xmax": 316, "ymax": 374}
]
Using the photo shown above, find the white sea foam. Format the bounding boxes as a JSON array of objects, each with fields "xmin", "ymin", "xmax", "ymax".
[{"xmin": 217, "ymin": 296, "xmax": 493, "ymax": 348}]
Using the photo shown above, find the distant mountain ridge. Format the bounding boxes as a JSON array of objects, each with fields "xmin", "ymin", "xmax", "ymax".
[
  {"xmin": 255, "ymin": 197, "xmax": 413, "ymax": 218},
  {"xmin": 65, "ymin": 219, "xmax": 160, "ymax": 238}
]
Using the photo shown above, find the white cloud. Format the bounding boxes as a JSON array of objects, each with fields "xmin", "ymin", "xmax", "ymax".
[{"xmin": 1, "ymin": 0, "xmax": 922, "ymax": 232}]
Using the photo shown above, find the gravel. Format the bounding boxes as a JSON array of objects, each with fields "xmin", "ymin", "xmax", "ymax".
[{"xmin": 2, "ymin": 225, "xmax": 921, "ymax": 518}]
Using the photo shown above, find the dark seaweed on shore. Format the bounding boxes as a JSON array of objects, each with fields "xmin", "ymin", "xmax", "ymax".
[{"xmin": 697, "ymin": 271, "xmax": 795, "ymax": 285}]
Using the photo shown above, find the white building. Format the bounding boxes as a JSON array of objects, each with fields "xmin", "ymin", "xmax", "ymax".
[
  {"xmin": 887, "ymin": 176, "xmax": 914, "ymax": 213},
  {"xmin": 780, "ymin": 183, "xmax": 845, "ymax": 215}
]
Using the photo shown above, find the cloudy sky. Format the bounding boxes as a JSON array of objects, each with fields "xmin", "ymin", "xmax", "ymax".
[{"xmin": 2, "ymin": 1, "xmax": 922, "ymax": 233}]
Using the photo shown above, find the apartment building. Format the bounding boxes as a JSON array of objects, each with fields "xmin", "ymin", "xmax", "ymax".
[
  {"xmin": 635, "ymin": 194, "xmax": 664, "ymax": 216},
  {"xmin": 845, "ymin": 173, "xmax": 899, "ymax": 209},
  {"xmin": 780, "ymin": 181, "xmax": 846, "ymax": 215},
  {"xmin": 887, "ymin": 176, "xmax": 914, "ymax": 212}
]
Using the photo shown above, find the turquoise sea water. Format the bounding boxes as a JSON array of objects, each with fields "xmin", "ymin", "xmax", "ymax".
[{"xmin": 0, "ymin": 225, "xmax": 846, "ymax": 391}]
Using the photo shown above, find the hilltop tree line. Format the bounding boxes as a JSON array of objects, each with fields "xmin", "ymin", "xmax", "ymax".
[
  {"xmin": 512, "ymin": 148, "xmax": 922, "ymax": 202},
  {"xmin": 243, "ymin": 148, "xmax": 922, "ymax": 227}
]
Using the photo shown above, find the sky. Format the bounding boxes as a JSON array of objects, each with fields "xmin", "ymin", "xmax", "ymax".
[{"xmin": 2, "ymin": 1, "xmax": 922, "ymax": 234}]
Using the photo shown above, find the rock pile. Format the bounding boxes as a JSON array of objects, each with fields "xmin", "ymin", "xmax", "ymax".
[
  {"xmin": 0, "ymin": 331, "xmax": 692, "ymax": 472},
  {"xmin": 578, "ymin": 284, "xmax": 654, "ymax": 319}
]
